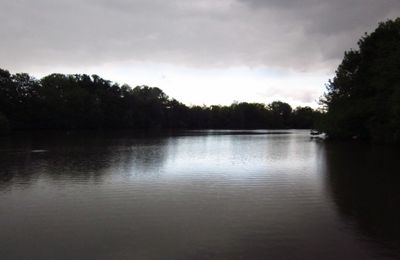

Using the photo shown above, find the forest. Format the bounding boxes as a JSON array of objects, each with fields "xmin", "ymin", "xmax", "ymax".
[{"xmin": 0, "ymin": 69, "xmax": 321, "ymax": 133}]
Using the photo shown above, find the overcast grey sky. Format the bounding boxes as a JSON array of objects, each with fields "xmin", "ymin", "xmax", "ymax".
[{"xmin": 1, "ymin": 0, "xmax": 399, "ymax": 107}]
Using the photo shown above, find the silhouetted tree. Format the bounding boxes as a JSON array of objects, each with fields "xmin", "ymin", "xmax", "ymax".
[
  {"xmin": 292, "ymin": 106, "xmax": 320, "ymax": 129},
  {"xmin": 268, "ymin": 101, "xmax": 292, "ymax": 128},
  {"xmin": 320, "ymin": 18, "xmax": 400, "ymax": 143}
]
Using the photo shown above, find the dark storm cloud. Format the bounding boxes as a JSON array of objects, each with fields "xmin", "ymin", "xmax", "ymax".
[
  {"xmin": 242, "ymin": 0, "xmax": 400, "ymax": 35},
  {"xmin": 240, "ymin": 0, "xmax": 400, "ymax": 60},
  {"xmin": 0, "ymin": 0, "xmax": 399, "ymax": 71}
]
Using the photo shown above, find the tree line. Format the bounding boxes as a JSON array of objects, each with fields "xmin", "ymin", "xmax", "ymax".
[{"xmin": 0, "ymin": 69, "xmax": 321, "ymax": 133}]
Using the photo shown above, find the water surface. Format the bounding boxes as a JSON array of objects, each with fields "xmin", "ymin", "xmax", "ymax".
[{"xmin": 0, "ymin": 130, "xmax": 399, "ymax": 259}]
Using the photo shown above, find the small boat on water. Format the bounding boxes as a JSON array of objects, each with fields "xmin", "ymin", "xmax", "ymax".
[
  {"xmin": 310, "ymin": 129, "xmax": 327, "ymax": 139},
  {"xmin": 310, "ymin": 129, "xmax": 321, "ymax": 135}
]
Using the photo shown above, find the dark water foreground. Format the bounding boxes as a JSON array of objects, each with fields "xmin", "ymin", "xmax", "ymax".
[{"xmin": 0, "ymin": 130, "xmax": 399, "ymax": 259}]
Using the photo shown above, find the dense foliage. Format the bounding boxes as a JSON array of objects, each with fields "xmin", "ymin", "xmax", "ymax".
[
  {"xmin": 0, "ymin": 68, "xmax": 320, "ymax": 132},
  {"xmin": 320, "ymin": 18, "xmax": 400, "ymax": 143}
]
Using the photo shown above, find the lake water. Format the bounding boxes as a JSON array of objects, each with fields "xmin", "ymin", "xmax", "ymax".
[{"xmin": 0, "ymin": 130, "xmax": 399, "ymax": 259}]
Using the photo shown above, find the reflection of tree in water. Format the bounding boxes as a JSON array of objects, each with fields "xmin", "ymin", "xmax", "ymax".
[
  {"xmin": 0, "ymin": 131, "xmax": 169, "ymax": 189},
  {"xmin": 325, "ymin": 142, "xmax": 400, "ymax": 257}
]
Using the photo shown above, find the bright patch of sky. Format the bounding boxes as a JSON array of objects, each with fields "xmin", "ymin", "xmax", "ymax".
[{"xmin": 28, "ymin": 62, "xmax": 330, "ymax": 108}]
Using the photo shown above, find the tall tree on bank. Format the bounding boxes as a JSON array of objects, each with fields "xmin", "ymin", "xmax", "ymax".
[{"xmin": 320, "ymin": 18, "xmax": 400, "ymax": 143}]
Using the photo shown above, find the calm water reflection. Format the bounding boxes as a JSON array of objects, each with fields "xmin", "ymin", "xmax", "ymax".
[{"xmin": 0, "ymin": 130, "xmax": 399, "ymax": 259}]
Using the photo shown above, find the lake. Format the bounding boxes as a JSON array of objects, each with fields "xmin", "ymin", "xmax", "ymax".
[{"xmin": 0, "ymin": 130, "xmax": 399, "ymax": 259}]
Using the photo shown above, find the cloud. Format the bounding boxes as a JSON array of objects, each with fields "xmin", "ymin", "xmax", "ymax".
[
  {"xmin": 1, "ymin": 0, "xmax": 398, "ymax": 72},
  {"xmin": 0, "ymin": 0, "xmax": 398, "ymax": 107}
]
